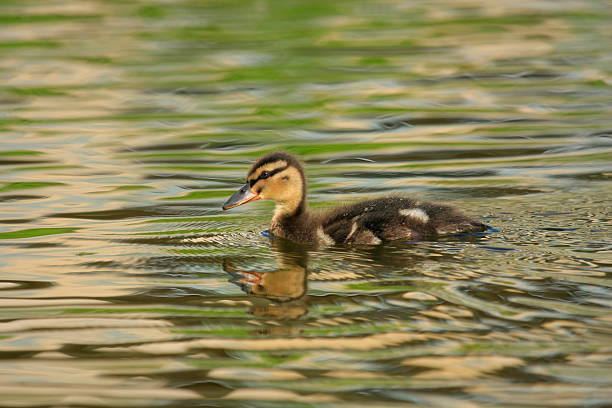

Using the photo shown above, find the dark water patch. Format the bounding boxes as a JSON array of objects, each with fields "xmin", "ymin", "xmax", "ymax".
[
  {"xmin": 430, "ymin": 186, "xmax": 546, "ymax": 198},
  {"xmin": 589, "ymin": 129, "xmax": 612, "ymax": 138},
  {"xmin": 445, "ymin": 70, "xmax": 565, "ymax": 81},
  {"xmin": 146, "ymin": 86, "xmax": 258, "ymax": 96},
  {"xmin": 0, "ymin": 97, "xmax": 23, "ymax": 106},
  {"xmin": 0, "ymin": 350, "xmax": 39, "ymax": 359},
  {"xmin": 78, "ymin": 260, "xmax": 126, "ymax": 270},
  {"xmin": 176, "ymin": 381, "xmax": 233, "ymax": 400},
  {"xmin": 554, "ymin": 171, "xmax": 611, "ymax": 181},
  {"xmin": 0, "ymin": 280, "xmax": 54, "ymax": 291},
  {"xmin": 12, "ymin": 242, "xmax": 67, "ymax": 249},
  {"xmin": 47, "ymin": 206, "xmax": 182, "ymax": 220},
  {"xmin": 310, "ymin": 126, "xmax": 386, "ymax": 134},
  {"xmin": 396, "ymin": 71, "xmax": 569, "ymax": 90},
  {"xmin": 543, "ymin": 143, "xmax": 612, "ymax": 155},
  {"xmin": 486, "ymin": 132, "xmax": 575, "ymax": 140},
  {"xmin": 378, "ymin": 115, "xmax": 546, "ymax": 129},
  {"xmin": 0, "ymin": 159, "xmax": 53, "ymax": 166},
  {"xmin": 0, "ymin": 218, "xmax": 32, "ymax": 224},
  {"xmin": 538, "ymin": 228, "xmax": 579, "ymax": 232},
  {"xmin": 0, "ymin": 194, "xmax": 45, "ymax": 202},
  {"xmin": 479, "ymin": 246, "xmax": 517, "ymax": 252}
]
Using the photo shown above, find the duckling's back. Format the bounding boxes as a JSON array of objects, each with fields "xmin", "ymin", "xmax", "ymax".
[{"xmin": 319, "ymin": 196, "xmax": 485, "ymax": 245}]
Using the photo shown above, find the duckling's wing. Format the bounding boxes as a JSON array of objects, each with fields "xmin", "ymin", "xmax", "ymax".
[
  {"xmin": 321, "ymin": 196, "xmax": 485, "ymax": 244},
  {"xmin": 321, "ymin": 197, "xmax": 422, "ymax": 244},
  {"xmin": 418, "ymin": 202, "xmax": 486, "ymax": 235}
]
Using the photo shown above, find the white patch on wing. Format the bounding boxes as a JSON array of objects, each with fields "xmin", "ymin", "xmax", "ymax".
[
  {"xmin": 316, "ymin": 227, "xmax": 335, "ymax": 245},
  {"xmin": 399, "ymin": 208, "xmax": 429, "ymax": 223}
]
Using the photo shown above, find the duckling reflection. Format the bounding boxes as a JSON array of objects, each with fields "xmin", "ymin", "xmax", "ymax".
[
  {"xmin": 223, "ymin": 238, "xmax": 310, "ymax": 319},
  {"xmin": 222, "ymin": 230, "xmax": 491, "ymax": 321}
]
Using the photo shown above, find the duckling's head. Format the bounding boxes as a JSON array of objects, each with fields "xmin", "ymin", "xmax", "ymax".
[{"xmin": 223, "ymin": 152, "xmax": 306, "ymax": 215}]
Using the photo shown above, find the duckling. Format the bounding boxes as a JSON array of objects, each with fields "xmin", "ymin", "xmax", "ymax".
[
  {"xmin": 223, "ymin": 152, "xmax": 486, "ymax": 245},
  {"xmin": 223, "ymin": 239, "xmax": 309, "ymax": 303}
]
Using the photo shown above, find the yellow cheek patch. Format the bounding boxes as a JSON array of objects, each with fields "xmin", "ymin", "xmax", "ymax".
[{"xmin": 251, "ymin": 166, "xmax": 303, "ymax": 206}]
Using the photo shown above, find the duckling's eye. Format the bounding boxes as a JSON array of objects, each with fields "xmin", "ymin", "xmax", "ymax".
[{"xmin": 260, "ymin": 171, "xmax": 271, "ymax": 179}]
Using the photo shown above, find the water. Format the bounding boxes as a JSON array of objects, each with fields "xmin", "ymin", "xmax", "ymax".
[{"xmin": 1, "ymin": 0, "xmax": 611, "ymax": 406}]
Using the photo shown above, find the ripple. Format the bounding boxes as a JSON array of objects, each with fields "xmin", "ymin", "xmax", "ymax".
[{"xmin": 0, "ymin": 280, "xmax": 53, "ymax": 291}]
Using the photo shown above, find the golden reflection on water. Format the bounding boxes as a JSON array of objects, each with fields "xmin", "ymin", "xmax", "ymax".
[{"xmin": 402, "ymin": 355, "xmax": 524, "ymax": 379}]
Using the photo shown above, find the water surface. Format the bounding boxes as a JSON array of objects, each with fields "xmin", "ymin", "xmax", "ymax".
[{"xmin": 1, "ymin": 0, "xmax": 611, "ymax": 407}]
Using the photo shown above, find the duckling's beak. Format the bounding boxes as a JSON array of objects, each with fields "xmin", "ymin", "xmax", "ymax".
[{"xmin": 223, "ymin": 183, "xmax": 260, "ymax": 210}]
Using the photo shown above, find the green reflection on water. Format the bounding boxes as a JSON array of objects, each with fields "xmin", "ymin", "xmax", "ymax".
[
  {"xmin": 0, "ymin": 227, "xmax": 79, "ymax": 239},
  {"xmin": 0, "ymin": 182, "xmax": 65, "ymax": 193}
]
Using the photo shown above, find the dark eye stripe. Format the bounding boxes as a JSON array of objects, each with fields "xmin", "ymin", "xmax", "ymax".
[{"xmin": 249, "ymin": 165, "xmax": 288, "ymax": 187}]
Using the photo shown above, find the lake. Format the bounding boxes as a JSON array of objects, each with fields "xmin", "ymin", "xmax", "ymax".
[{"xmin": 0, "ymin": 0, "xmax": 611, "ymax": 407}]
